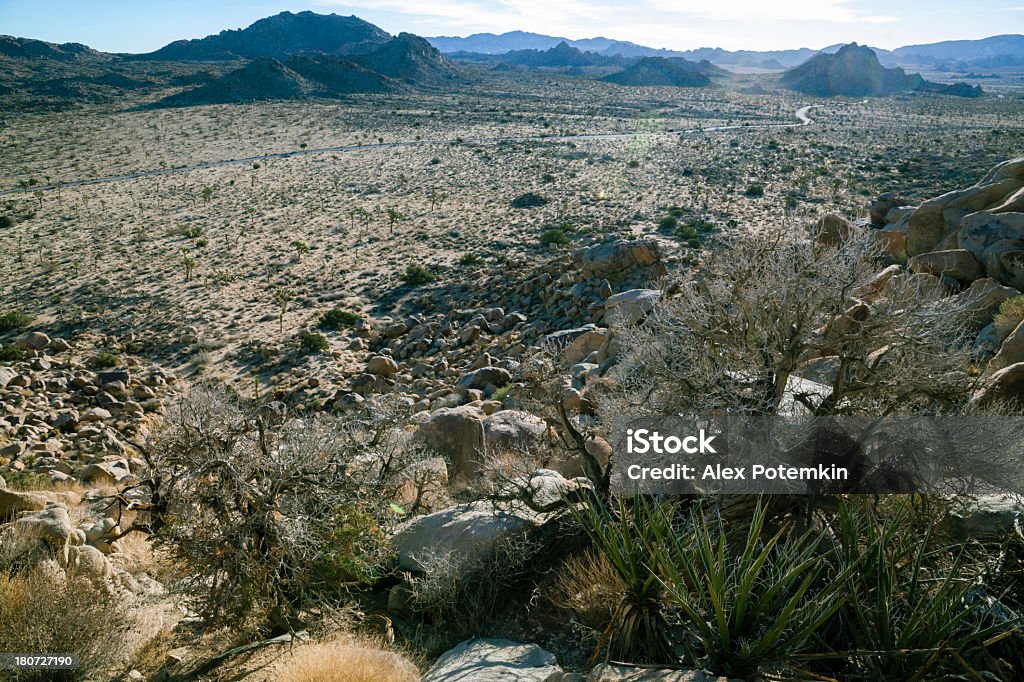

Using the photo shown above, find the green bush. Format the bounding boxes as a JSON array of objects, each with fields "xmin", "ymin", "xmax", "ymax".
[
  {"xmin": 0, "ymin": 215, "xmax": 13, "ymax": 229},
  {"xmin": 458, "ymin": 253, "xmax": 481, "ymax": 266},
  {"xmin": 659, "ymin": 216, "xmax": 679, "ymax": 230},
  {"xmin": 90, "ymin": 351, "xmax": 120, "ymax": 369},
  {"xmin": 675, "ymin": 224, "xmax": 698, "ymax": 240},
  {"xmin": 400, "ymin": 264, "xmax": 436, "ymax": 286},
  {"xmin": 0, "ymin": 345, "xmax": 27, "ymax": 362},
  {"xmin": 745, "ymin": 184, "xmax": 765, "ymax": 197},
  {"xmin": 319, "ymin": 308, "xmax": 361, "ymax": 331},
  {"xmin": 299, "ymin": 331, "xmax": 330, "ymax": 354},
  {"xmin": 0, "ymin": 310, "xmax": 32, "ymax": 333},
  {"xmin": 539, "ymin": 229, "xmax": 570, "ymax": 246}
]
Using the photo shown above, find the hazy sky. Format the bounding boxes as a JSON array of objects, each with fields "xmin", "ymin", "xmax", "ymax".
[{"xmin": 1, "ymin": 0, "xmax": 1021, "ymax": 53}]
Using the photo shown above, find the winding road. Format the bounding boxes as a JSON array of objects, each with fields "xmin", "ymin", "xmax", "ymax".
[{"xmin": 0, "ymin": 105, "xmax": 821, "ymax": 196}]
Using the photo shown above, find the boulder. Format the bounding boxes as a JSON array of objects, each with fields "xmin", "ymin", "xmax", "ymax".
[
  {"xmin": 604, "ymin": 289, "xmax": 660, "ymax": 326},
  {"xmin": 391, "ymin": 457, "xmax": 449, "ymax": 513},
  {"xmin": 982, "ymin": 239, "xmax": 1024, "ymax": 291},
  {"xmin": 873, "ymin": 227, "xmax": 908, "ymax": 263},
  {"xmin": 366, "ymin": 355, "xmax": 399, "ymax": 377},
  {"xmin": 423, "ymin": 638, "xmax": 562, "ymax": 682},
  {"xmin": 483, "ymin": 410, "xmax": 547, "ymax": 456},
  {"xmin": 970, "ymin": 361, "xmax": 1024, "ymax": 407},
  {"xmin": 957, "ymin": 211, "xmax": 1024, "ymax": 261},
  {"xmin": 944, "ymin": 495, "xmax": 1023, "ymax": 540},
  {"xmin": 0, "ymin": 489, "xmax": 49, "ymax": 520},
  {"xmin": 813, "ymin": 213, "xmax": 853, "ymax": 246},
  {"xmin": 0, "ymin": 367, "xmax": 18, "ymax": 389},
  {"xmin": 542, "ymin": 325, "xmax": 607, "ymax": 364},
  {"xmin": 458, "ymin": 366, "xmax": 512, "ymax": 392},
  {"xmin": 3, "ymin": 504, "xmax": 81, "ymax": 565},
  {"xmin": 908, "ymin": 249, "xmax": 982, "ymax": 284},
  {"xmin": 907, "ymin": 178, "xmax": 1024, "ymax": 257},
  {"xmin": 938, "ymin": 278, "xmax": 1019, "ymax": 329},
  {"xmin": 574, "ymin": 239, "xmax": 666, "ymax": 281},
  {"xmin": 393, "ymin": 502, "xmax": 542, "ymax": 573},
  {"xmin": 988, "ymin": 319, "xmax": 1024, "ymax": 373},
  {"xmin": 411, "ymin": 405, "xmax": 486, "ymax": 479},
  {"xmin": 17, "ymin": 331, "xmax": 51, "ymax": 351}
]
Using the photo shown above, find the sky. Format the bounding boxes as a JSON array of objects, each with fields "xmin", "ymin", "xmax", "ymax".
[{"xmin": 0, "ymin": 0, "xmax": 1021, "ymax": 54}]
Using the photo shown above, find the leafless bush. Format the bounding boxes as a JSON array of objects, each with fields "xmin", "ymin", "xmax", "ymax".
[
  {"xmin": 603, "ymin": 227, "xmax": 979, "ymax": 431},
  {"xmin": 147, "ymin": 387, "xmax": 423, "ymax": 633}
]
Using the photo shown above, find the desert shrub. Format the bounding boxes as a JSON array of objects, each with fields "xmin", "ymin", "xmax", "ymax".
[
  {"xmin": 539, "ymin": 228, "xmax": 570, "ymax": 246},
  {"xmin": 276, "ymin": 637, "xmax": 418, "ymax": 682},
  {"xmin": 299, "ymin": 331, "xmax": 330, "ymax": 354},
  {"xmin": 0, "ymin": 569, "xmax": 127, "ymax": 681},
  {"xmin": 0, "ymin": 344, "xmax": 27, "ymax": 361},
  {"xmin": 319, "ymin": 307, "xmax": 360, "ymax": 331},
  {"xmin": 603, "ymin": 228, "xmax": 977, "ymax": 426},
  {"xmin": 0, "ymin": 309, "xmax": 32, "ymax": 333},
  {"xmin": 659, "ymin": 216, "xmax": 678, "ymax": 230},
  {"xmin": 994, "ymin": 294, "xmax": 1024, "ymax": 330},
  {"xmin": 90, "ymin": 351, "xmax": 120, "ymax": 369},
  {"xmin": 549, "ymin": 547, "xmax": 624, "ymax": 631},
  {"xmin": 406, "ymin": 530, "xmax": 540, "ymax": 649},
  {"xmin": 400, "ymin": 264, "xmax": 436, "ymax": 286},
  {"xmin": 745, "ymin": 184, "xmax": 765, "ymax": 197},
  {"xmin": 511, "ymin": 192, "xmax": 547, "ymax": 208},
  {"xmin": 0, "ymin": 215, "xmax": 13, "ymax": 229},
  {"xmin": 457, "ymin": 253, "xmax": 480, "ymax": 266},
  {"xmin": 675, "ymin": 224, "xmax": 698, "ymax": 240},
  {"xmin": 148, "ymin": 389, "xmax": 416, "ymax": 632}
]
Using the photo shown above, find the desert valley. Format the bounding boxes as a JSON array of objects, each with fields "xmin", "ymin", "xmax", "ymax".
[{"xmin": 2, "ymin": 8, "xmax": 1024, "ymax": 682}]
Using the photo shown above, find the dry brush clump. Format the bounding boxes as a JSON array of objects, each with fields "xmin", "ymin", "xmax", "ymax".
[
  {"xmin": 602, "ymin": 226, "xmax": 980, "ymax": 428},
  {"xmin": 274, "ymin": 636, "xmax": 419, "ymax": 682},
  {"xmin": 0, "ymin": 568, "xmax": 128, "ymax": 681},
  {"xmin": 143, "ymin": 387, "xmax": 426, "ymax": 634}
]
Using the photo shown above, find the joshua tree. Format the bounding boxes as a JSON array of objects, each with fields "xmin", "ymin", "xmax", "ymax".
[
  {"xmin": 201, "ymin": 186, "xmax": 214, "ymax": 205},
  {"xmin": 273, "ymin": 287, "xmax": 294, "ymax": 335},
  {"xmin": 181, "ymin": 248, "xmax": 196, "ymax": 282},
  {"xmin": 386, "ymin": 208, "xmax": 404, "ymax": 235}
]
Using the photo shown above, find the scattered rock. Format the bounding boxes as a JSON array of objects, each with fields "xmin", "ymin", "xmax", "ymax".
[
  {"xmin": 423, "ymin": 638, "xmax": 563, "ymax": 682},
  {"xmin": 604, "ymin": 289, "xmax": 660, "ymax": 326}
]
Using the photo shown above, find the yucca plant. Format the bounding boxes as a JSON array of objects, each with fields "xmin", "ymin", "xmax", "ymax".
[
  {"xmin": 573, "ymin": 495, "xmax": 682, "ymax": 665},
  {"xmin": 827, "ymin": 498, "xmax": 1019, "ymax": 681},
  {"xmin": 648, "ymin": 499, "xmax": 851, "ymax": 679}
]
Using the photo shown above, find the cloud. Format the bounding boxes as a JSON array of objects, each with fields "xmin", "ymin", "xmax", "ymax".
[{"xmin": 644, "ymin": 0, "xmax": 893, "ymax": 24}]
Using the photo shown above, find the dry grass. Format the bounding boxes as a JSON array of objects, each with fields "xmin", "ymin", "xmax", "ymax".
[
  {"xmin": 549, "ymin": 547, "xmax": 624, "ymax": 631},
  {"xmin": 0, "ymin": 567, "xmax": 127, "ymax": 681},
  {"xmin": 273, "ymin": 636, "xmax": 419, "ymax": 682}
]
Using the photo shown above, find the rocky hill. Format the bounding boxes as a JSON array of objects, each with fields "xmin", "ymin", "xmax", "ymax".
[
  {"xmin": 134, "ymin": 11, "xmax": 392, "ymax": 61},
  {"xmin": 151, "ymin": 33, "xmax": 457, "ymax": 107},
  {"xmin": 602, "ymin": 57, "xmax": 722, "ymax": 87},
  {"xmin": 781, "ymin": 43, "xmax": 986, "ymax": 98},
  {"xmin": 780, "ymin": 43, "xmax": 923, "ymax": 97},
  {"xmin": 351, "ymin": 33, "xmax": 459, "ymax": 85}
]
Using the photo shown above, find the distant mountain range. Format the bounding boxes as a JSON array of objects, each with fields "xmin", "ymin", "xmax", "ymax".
[
  {"xmin": 427, "ymin": 31, "xmax": 1024, "ymax": 70},
  {"xmin": 0, "ymin": 11, "xmax": 1009, "ymax": 111}
]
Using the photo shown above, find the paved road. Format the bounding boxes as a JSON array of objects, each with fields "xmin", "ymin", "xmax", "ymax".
[{"xmin": 0, "ymin": 105, "xmax": 821, "ymax": 196}]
